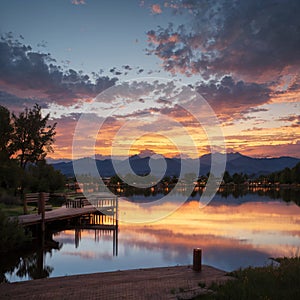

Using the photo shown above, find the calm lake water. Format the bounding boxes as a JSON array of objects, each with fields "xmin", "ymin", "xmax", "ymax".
[{"xmin": 3, "ymin": 189, "xmax": 300, "ymax": 282}]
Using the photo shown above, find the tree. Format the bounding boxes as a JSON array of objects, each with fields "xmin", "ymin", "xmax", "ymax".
[
  {"xmin": 232, "ymin": 172, "xmax": 246, "ymax": 184},
  {"xmin": 25, "ymin": 160, "xmax": 66, "ymax": 193},
  {"xmin": 291, "ymin": 162, "xmax": 300, "ymax": 183},
  {"xmin": 109, "ymin": 175, "xmax": 122, "ymax": 185},
  {"xmin": 279, "ymin": 167, "xmax": 292, "ymax": 184},
  {"xmin": 11, "ymin": 104, "xmax": 57, "ymax": 170},
  {"xmin": 0, "ymin": 157, "xmax": 22, "ymax": 194},
  {"xmin": 223, "ymin": 171, "xmax": 232, "ymax": 184},
  {"xmin": 0, "ymin": 106, "xmax": 20, "ymax": 193},
  {"xmin": 0, "ymin": 105, "xmax": 13, "ymax": 156}
]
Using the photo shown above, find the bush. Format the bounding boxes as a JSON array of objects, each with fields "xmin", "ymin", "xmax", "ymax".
[
  {"xmin": 0, "ymin": 194, "xmax": 21, "ymax": 205},
  {"xmin": 194, "ymin": 257, "xmax": 300, "ymax": 300},
  {"xmin": 0, "ymin": 209, "xmax": 32, "ymax": 253}
]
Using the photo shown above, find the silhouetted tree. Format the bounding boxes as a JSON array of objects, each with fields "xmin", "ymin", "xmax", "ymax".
[
  {"xmin": 223, "ymin": 171, "xmax": 232, "ymax": 184},
  {"xmin": 109, "ymin": 175, "xmax": 122, "ymax": 185},
  {"xmin": 26, "ymin": 160, "xmax": 66, "ymax": 193},
  {"xmin": 0, "ymin": 106, "xmax": 21, "ymax": 193},
  {"xmin": 0, "ymin": 105, "xmax": 13, "ymax": 156},
  {"xmin": 11, "ymin": 104, "xmax": 56, "ymax": 170},
  {"xmin": 291, "ymin": 162, "xmax": 300, "ymax": 183},
  {"xmin": 279, "ymin": 168, "xmax": 292, "ymax": 184},
  {"xmin": 232, "ymin": 172, "xmax": 247, "ymax": 184}
]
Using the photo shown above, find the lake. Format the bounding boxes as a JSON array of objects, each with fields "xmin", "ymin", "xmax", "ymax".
[{"xmin": 2, "ymin": 188, "xmax": 300, "ymax": 282}]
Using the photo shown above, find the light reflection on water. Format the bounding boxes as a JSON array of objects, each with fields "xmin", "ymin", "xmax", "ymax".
[{"xmin": 4, "ymin": 191, "xmax": 300, "ymax": 282}]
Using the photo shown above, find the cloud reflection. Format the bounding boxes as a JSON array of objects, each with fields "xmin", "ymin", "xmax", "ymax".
[{"xmin": 119, "ymin": 200, "xmax": 300, "ymax": 270}]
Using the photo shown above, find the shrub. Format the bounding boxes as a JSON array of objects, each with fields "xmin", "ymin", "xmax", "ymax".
[
  {"xmin": 0, "ymin": 209, "xmax": 32, "ymax": 253},
  {"xmin": 193, "ymin": 257, "xmax": 300, "ymax": 300}
]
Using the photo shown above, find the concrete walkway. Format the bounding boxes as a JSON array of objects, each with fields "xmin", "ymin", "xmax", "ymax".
[{"xmin": 0, "ymin": 265, "xmax": 232, "ymax": 300}]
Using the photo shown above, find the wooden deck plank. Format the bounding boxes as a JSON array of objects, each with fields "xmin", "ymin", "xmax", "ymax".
[{"xmin": 17, "ymin": 206, "xmax": 98, "ymax": 226}]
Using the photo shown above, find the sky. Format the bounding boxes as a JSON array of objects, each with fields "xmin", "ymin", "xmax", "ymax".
[{"xmin": 0, "ymin": 0, "xmax": 299, "ymax": 159}]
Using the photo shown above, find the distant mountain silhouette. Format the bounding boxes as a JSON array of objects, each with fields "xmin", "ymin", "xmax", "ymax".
[{"xmin": 51, "ymin": 152, "xmax": 300, "ymax": 178}]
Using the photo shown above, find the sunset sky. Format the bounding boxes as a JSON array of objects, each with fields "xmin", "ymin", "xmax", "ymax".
[{"xmin": 0, "ymin": 0, "xmax": 299, "ymax": 159}]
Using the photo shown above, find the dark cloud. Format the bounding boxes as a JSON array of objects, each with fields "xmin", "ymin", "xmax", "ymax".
[
  {"xmin": 0, "ymin": 36, "xmax": 117, "ymax": 107},
  {"xmin": 278, "ymin": 114, "xmax": 300, "ymax": 127},
  {"xmin": 147, "ymin": 0, "xmax": 300, "ymax": 80},
  {"xmin": 242, "ymin": 107, "xmax": 269, "ymax": 114},
  {"xmin": 113, "ymin": 108, "xmax": 154, "ymax": 119},
  {"xmin": 122, "ymin": 65, "xmax": 132, "ymax": 71},
  {"xmin": 242, "ymin": 127, "xmax": 264, "ymax": 132},
  {"xmin": 0, "ymin": 91, "xmax": 49, "ymax": 113},
  {"xmin": 195, "ymin": 76, "xmax": 271, "ymax": 118},
  {"xmin": 156, "ymin": 98, "xmax": 172, "ymax": 105}
]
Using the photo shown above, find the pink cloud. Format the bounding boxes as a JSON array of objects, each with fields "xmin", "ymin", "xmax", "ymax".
[
  {"xmin": 146, "ymin": 0, "xmax": 300, "ymax": 84},
  {"xmin": 151, "ymin": 4, "xmax": 162, "ymax": 14},
  {"xmin": 71, "ymin": 0, "xmax": 86, "ymax": 5},
  {"xmin": 240, "ymin": 141, "xmax": 300, "ymax": 159}
]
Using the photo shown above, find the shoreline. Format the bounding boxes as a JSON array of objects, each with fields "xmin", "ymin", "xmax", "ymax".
[{"xmin": 0, "ymin": 265, "xmax": 232, "ymax": 299}]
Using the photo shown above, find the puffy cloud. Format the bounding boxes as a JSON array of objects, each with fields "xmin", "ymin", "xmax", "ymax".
[
  {"xmin": 0, "ymin": 91, "xmax": 49, "ymax": 113},
  {"xmin": 147, "ymin": 0, "xmax": 300, "ymax": 81},
  {"xmin": 195, "ymin": 76, "xmax": 271, "ymax": 119},
  {"xmin": 71, "ymin": 0, "xmax": 86, "ymax": 5},
  {"xmin": 0, "ymin": 37, "xmax": 117, "ymax": 108},
  {"xmin": 278, "ymin": 115, "xmax": 300, "ymax": 127},
  {"xmin": 239, "ymin": 141, "xmax": 300, "ymax": 158},
  {"xmin": 51, "ymin": 113, "xmax": 122, "ymax": 158},
  {"xmin": 151, "ymin": 4, "xmax": 162, "ymax": 14}
]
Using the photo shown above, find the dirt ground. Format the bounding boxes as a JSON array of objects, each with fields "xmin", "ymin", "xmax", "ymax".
[{"xmin": 0, "ymin": 265, "xmax": 232, "ymax": 299}]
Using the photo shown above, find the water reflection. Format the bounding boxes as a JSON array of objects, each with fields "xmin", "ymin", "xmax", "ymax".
[
  {"xmin": 3, "ymin": 188, "xmax": 300, "ymax": 282},
  {"xmin": 0, "ymin": 232, "xmax": 61, "ymax": 282},
  {"xmin": 111, "ymin": 184, "xmax": 300, "ymax": 207},
  {"xmin": 2, "ymin": 212, "xmax": 118, "ymax": 283},
  {"xmin": 121, "ymin": 199, "xmax": 300, "ymax": 271}
]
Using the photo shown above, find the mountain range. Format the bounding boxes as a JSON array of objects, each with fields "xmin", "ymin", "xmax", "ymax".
[{"xmin": 50, "ymin": 152, "xmax": 300, "ymax": 178}]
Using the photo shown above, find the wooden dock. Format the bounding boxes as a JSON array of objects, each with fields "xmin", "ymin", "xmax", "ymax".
[
  {"xmin": 18, "ymin": 192, "xmax": 118, "ymax": 227},
  {"xmin": 17, "ymin": 206, "xmax": 98, "ymax": 226},
  {"xmin": 0, "ymin": 265, "xmax": 232, "ymax": 300}
]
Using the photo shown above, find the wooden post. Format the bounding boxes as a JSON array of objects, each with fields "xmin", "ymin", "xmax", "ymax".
[
  {"xmin": 39, "ymin": 192, "xmax": 45, "ymax": 232},
  {"xmin": 23, "ymin": 196, "xmax": 28, "ymax": 215},
  {"xmin": 193, "ymin": 248, "xmax": 202, "ymax": 272}
]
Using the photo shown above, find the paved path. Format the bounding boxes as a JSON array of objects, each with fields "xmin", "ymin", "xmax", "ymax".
[{"xmin": 0, "ymin": 265, "xmax": 232, "ymax": 300}]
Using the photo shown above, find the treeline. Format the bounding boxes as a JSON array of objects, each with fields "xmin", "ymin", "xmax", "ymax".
[
  {"xmin": 108, "ymin": 165, "xmax": 300, "ymax": 188},
  {"xmin": 257, "ymin": 163, "xmax": 300, "ymax": 184},
  {"xmin": 222, "ymin": 164, "xmax": 300, "ymax": 185},
  {"xmin": 0, "ymin": 104, "xmax": 66, "ymax": 198},
  {"xmin": 222, "ymin": 171, "xmax": 248, "ymax": 184}
]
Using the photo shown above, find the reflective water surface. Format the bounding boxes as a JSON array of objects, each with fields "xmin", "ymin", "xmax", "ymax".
[{"xmin": 3, "ymin": 189, "xmax": 300, "ymax": 282}]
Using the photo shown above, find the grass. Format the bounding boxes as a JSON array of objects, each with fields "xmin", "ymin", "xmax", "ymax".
[
  {"xmin": 0, "ymin": 203, "xmax": 61, "ymax": 217},
  {"xmin": 0, "ymin": 203, "xmax": 36, "ymax": 216},
  {"xmin": 193, "ymin": 257, "xmax": 300, "ymax": 300}
]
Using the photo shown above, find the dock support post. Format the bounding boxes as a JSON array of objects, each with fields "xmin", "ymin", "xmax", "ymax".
[
  {"xmin": 39, "ymin": 192, "xmax": 45, "ymax": 232},
  {"xmin": 193, "ymin": 248, "xmax": 202, "ymax": 272}
]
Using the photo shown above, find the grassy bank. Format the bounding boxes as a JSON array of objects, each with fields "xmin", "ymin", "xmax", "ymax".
[
  {"xmin": 0, "ymin": 203, "xmax": 37, "ymax": 216},
  {"xmin": 194, "ymin": 257, "xmax": 300, "ymax": 300}
]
